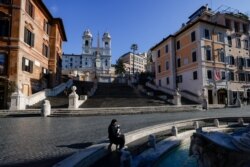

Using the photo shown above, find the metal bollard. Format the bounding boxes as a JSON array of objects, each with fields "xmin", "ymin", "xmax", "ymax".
[
  {"xmin": 214, "ymin": 119, "xmax": 220, "ymax": 127},
  {"xmin": 171, "ymin": 126, "xmax": 178, "ymax": 136},
  {"xmin": 42, "ymin": 100, "xmax": 51, "ymax": 117},
  {"xmin": 193, "ymin": 121, "xmax": 199, "ymax": 129},
  {"xmin": 120, "ymin": 149, "xmax": 132, "ymax": 167},
  {"xmin": 148, "ymin": 134, "xmax": 156, "ymax": 150},
  {"xmin": 238, "ymin": 118, "xmax": 244, "ymax": 126}
]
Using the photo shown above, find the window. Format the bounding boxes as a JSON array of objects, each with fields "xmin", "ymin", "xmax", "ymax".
[
  {"xmin": 239, "ymin": 73, "xmax": 245, "ymax": 81},
  {"xmin": 85, "ymin": 40, "xmax": 89, "ymax": 46},
  {"xmin": 217, "ymin": 32, "xmax": 224, "ymax": 42},
  {"xmin": 166, "ymin": 77, "xmax": 169, "ymax": 85},
  {"xmin": 157, "ymin": 50, "xmax": 161, "ymax": 57},
  {"xmin": 228, "ymin": 56, "xmax": 235, "ymax": 65},
  {"xmin": 236, "ymin": 38, "xmax": 241, "ymax": 48},
  {"xmin": 219, "ymin": 51, "xmax": 225, "ymax": 62},
  {"xmin": 229, "ymin": 71, "xmax": 234, "ymax": 81},
  {"xmin": 247, "ymin": 59, "xmax": 250, "ymax": 68},
  {"xmin": 25, "ymin": 0, "xmax": 34, "ymax": 18},
  {"xmin": 193, "ymin": 71, "xmax": 197, "ymax": 80},
  {"xmin": 176, "ymin": 40, "xmax": 180, "ymax": 50},
  {"xmin": 43, "ymin": 20, "xmax": 50, "ymax": 34},
  {"xmin": 244, "ymin": 40, "xmax": 249, "ymax": 50},
  {"xmin": 243, "ymin": 24, "xmax": 248, "ymax": 34},
  {"xmin": 206, "ymin": 49, "xmax": 211, "ymax": 61},
  {"xmin": 22, "ymin": 57, "xmax": 33, "ymax": 73},
  {"xmin": 221, "ymin": 71, "xmax": 226, "ymax": 80},
  {"xmin": 191, "ymin": 31, "xmax": 196, "ymax": 42},
  {"xmin": 234, "ymin": 22, "xmax": 240, "ymax": 32},
  {"xmin": 105, "ymin": 42, "xmax": 109, "ymax": 47},
  {"xmin": 0, "ymin": 53, "xmax": 7, "ymax": 75},
  {"xmin": 204, "ymin": 29, "xmax": 210, "ymax": 39},
  {"xmin": 158, "ymin": 65, "xmax": 161, "ymax": 73},
  {"xmin": 165, "ymin": 45, "xmax": 168, "ymax": 53},
  {"xmin": 165, "ymin": 61, "xmax": 169, "ymax": 70},
  {"xmin": 42, "ymin": 67, "xmax": 48, "ymax": 74},
  {"xmin": 158, "ymin": 79, "xmax": 161, "ymax": 86},
  {"xmin": 238, "ymin": 57, "xmax": 245, "ymax": 67},
  {"xmin": 192, "ymin": 51, "xmax": 197, "ymax": 62},
  {"xmin": 105, "ymin": 59, "xmax": 108, "ymax": 66},
  {"xmin": 42, "ymin": 44, "xmax": 49, "ymax": 57},
  {"xmin": 227, "ymin": 36, "xmax": 232, "ymax": 47},
  {"xmin": 24, "ymin": 28, "xmax": 34, "ymax": 47},
  {"xmin": 225, "ymin": 19, "xmax": 231, "ymax": 29},
  {"xmin": 85, "ymin": 59, "xmax": 88, "ymax": 65},
  {"xmin": 0, "ymin": 0, "xmax": 11, "ymax": 4},
  {"xmin": 177, "ymin": 75, "xmax": 182, "ymax": 83},
  {"xmin": 0, "ymin": 19, "xmax": 9, "ymax": 37},
  {"xmin": 207, "ymin": 70, "xmax": 212, "ymax": 79},
  {"xmin": 247, "ymin": 74, "xmax": 250, "ymax": 82},
  {"xmin": 177, "ymin": 58, "xmax": 181, "ymax": 67}
]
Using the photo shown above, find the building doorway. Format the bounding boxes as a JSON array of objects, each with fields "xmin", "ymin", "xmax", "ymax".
[
  {"xmin": 217, "ymin": 89, "xmax": 227, "ymax": 104},
  {"xmin": 208, "ymin": 89, "xmax": 213, "ymax": 104},
  {"xmin": 0, "ymin": 86, "xmax": 5, "ymax": 109},
  {"xmin": 247, "ymin": 89, "xmax": 250, "ymax": 104}
]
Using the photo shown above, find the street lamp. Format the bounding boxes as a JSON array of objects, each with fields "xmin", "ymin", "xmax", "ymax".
[{"xmin": 130, "ymin": 44, "xmax": 138, "ymax": 75}]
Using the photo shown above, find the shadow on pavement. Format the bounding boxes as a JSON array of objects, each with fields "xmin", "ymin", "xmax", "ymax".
[{"xmin": 57, "ymin": 142, "xmax": 93, "ymax": 149}]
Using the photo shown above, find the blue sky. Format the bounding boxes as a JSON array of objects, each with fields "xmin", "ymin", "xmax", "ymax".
[{"xmin": 43, "ymin": 0, "xmax": 250, "ymax": 64}]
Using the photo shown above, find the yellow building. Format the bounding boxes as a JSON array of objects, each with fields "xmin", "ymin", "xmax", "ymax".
[{"xmin": 151, "ymin": 5, "xmax": 250, "ymax": 105}]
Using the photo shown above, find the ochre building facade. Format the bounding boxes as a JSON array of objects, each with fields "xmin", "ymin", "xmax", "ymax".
[
  {"xmin": 0, "ymin": 0, "xmax": 67, "ymax": 108},
  {"xmin": 151, "ymin": 5, "xmax": 250, "ymax": 105}
]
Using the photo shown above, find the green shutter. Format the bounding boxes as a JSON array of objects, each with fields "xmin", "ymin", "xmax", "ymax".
[
  {"xmin": 22, "ymin": 57, "xmax": 25, "ymax": 71},
  {"xmin": 30, "ymin": 60, "xmax": 33, "ymax": 73},
  {"xmin": 31, "ymin": 33, "xmax": 34, "ymax": 47}
]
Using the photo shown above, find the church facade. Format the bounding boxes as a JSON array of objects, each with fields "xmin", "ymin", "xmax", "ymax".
[{"xmin": 62, "ymin": 30, "xmax": 115, "ymax": 82}]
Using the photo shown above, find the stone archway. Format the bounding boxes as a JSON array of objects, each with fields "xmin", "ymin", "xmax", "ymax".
[{"xmin": 217, "ymin": 88, "xmax": 227, "ymax": 104}]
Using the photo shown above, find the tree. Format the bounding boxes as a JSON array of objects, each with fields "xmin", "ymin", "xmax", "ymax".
[{"xmin": 115, "ymin": 59, "xmax": 125, "ymax": 75}]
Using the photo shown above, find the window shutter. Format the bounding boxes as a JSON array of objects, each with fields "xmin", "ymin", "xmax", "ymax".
[
  {"xmin": 48, "ymin": 24, "xmax": 51, "ymax": 35},
  {"xmin": 24, "ymin": 28, "xmax": 28, "ymax": 43},
  {"xmin": 47, "ymin": 46, "xmax": 50, "ymax": 58},
  {"xmin": 31, "ymin": 33, "xmax": 34, "ymax": 47},
  {"xmin": 25, "ymin": 0, "xmax": 29, "ymax": 13},
  {"xmin": 22, "ymin": 57, "xmax": 25, "ymax": 71},
  {"xmin": 30, "ymin": 60, "xmax": 33, "ymax": 73}
]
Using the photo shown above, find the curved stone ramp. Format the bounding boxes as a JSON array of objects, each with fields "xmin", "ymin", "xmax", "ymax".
[{"xmin": 53, "ymin": 117, "xmax": 248, "ymax": 167}]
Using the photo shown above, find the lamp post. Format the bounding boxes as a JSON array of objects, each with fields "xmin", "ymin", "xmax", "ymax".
[{"xmin": 130, "ymin": 44, "xmax": 138, "ymax": 75}]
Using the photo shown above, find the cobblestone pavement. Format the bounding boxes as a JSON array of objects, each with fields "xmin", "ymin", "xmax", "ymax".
[{"xmin": 0, "ymin": 107, "xmax": 250, "ymax": 166}]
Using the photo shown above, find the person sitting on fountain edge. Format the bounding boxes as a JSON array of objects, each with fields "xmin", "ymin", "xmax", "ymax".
[{"xmin": 108, "ymin": 119, "xmax": 125, "ymax": 151}]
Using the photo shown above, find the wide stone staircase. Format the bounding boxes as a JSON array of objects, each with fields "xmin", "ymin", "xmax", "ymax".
[
  {"xmin": 28, "ymin": 81, "xmax": 94, "ymax": 109},
  {"xmin": 142, "ymin": 84, "xmax": 199, "ymax": 105},
  {"xmin": 80, "ymin": 83, "xmax": 168, "ymax": 108}
]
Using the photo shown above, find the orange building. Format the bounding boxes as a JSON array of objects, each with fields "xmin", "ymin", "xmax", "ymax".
[
  {"xmin": 0, "ymin": 0, "xmax": 67, "ymax": 108},
  {"xmin": 151, "ymin": 5, "xmax": 250, "ymax": 105}
]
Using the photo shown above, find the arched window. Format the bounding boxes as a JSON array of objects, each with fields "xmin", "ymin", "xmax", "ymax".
[
  {"xmin": 105, "ymin": 59, "xmax": 108, "ymax": 66},
  {"xmin": 105, "ymin": 42, "xmax": 109, "ymax": 47},
  {"xmin": 85, "ymin": 40, "xmax": 89, "ymax": 46}
]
